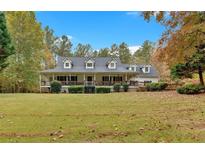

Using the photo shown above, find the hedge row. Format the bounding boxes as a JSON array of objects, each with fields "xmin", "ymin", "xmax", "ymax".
[
  {"xmin": 113, "ymin": 83, "xmax": 129, "ymax": 92},
  {"xmin": 68, "ymin": 86, "xmax": 84, "ymax": 93},
  {"xmin": 96, "ymin": 87, "xmax": 111, "ymax": 93},
  {"xmin": 145, "ymin": 82, "xmax": 168, "ymax": 91},
  {"xmin": 68, "ymin": 86, "xmax": 111, "ymax": 93}
]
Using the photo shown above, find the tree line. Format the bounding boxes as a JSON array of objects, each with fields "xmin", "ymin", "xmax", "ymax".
[
  {"xmin": 43, "ymin": 25, "xmax": 154, "ymax": 65},
  {"xmin": 0, "ymin": 11, "xmax": 154, "ymax": 93}
]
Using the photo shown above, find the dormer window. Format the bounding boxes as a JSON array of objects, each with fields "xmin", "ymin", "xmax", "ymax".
[
  {"xmin": 86, "ymin": 60, "xmax": 94, "ymax": 69},
  {"xmin": 143, "ymin": 66, "xmax": 150, "ymax": 73},
  {"xmin": 110, "ymin": 62, "xmax": 115, "ymax": 68},
  {"xmin": 64, "ymin": 60, "xmax": 72, "ymax": 69},
  {"xmin": 108, "ymin": 61, "xmax": 117, "ymax": 69}
]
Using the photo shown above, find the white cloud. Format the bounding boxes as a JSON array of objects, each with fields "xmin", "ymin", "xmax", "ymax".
[
  {"xmin": 129, "ymin": 45, "xmax": 141, "ymax": 54},
  {"xmin": 126, "ymin": 11, "xmax": 140, "ymax": 17},
  {"xmin": 67, "ymin": 35, "xmax": 73, "ymax": 40}
]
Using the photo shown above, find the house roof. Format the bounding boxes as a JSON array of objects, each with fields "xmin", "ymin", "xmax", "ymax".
[
  {"xmin": 41, "ymin": 56, "xmax": 159, "ymax": 78},
  {"xmin": 135, "ymin": 64, "xmax": 159, "ymax": 78},
  {"xmin": 41, "ymin": 56, "xmax": 134, "ymax": 73}
]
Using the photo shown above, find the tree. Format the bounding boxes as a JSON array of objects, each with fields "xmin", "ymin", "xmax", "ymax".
[
  {"xmin": 118, "ymin": 42, "xmax": 131, "ymax": 64},
  {"xmin": 44, "ymin": 26, "xmax": 56, "ymax": 53},
  {"xmin": 0, "ymin": 12, "xmax": 14, "ymax": 71},
  {"xmin": 54, "ymin": 35, "xmax": 73, "ymax": 57},
  {"xmin": 74, "ymin": 43, "xmax": 93, "ymax": 57},
  {"xmin": 93, "ymin": 50, "xmax": 98, "ymax": 57},
  {"xmin": 171, "ymin": 44, "xmax": 205, "ymax": 85},
  {"xmin": 98, "ymin": 48, "xmax": 110, "ymax": 57},
  {"xmin": 1, "ymin": 11, "xmax": 44, "ymax": 92},
  {"xmin": 142, "ymin": 11, "xmax": 205, "ymax": 79},
  {"xmin": 133, "ymin": 40, "xmax": 154, "ymax": 64},
  {"xmin": 43, "ymin": 26, "xmax": 56, "ymax": 69},
  {"xmin": 110, "ymin": 43, "xmax": 119, "ymax": 58}
]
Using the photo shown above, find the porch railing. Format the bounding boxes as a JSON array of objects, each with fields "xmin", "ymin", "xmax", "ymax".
[
  {"xmin": 41, "ymin": 81, "xmax": 142, "ymax": 86},
  {"xmin": 41, "ymin": 81, "xmax": 84, "ymax": 86}
]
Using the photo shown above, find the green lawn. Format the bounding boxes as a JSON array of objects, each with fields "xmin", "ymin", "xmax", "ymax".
[{"xmin": 0, "ymin": 92, "xmax": 205, "ymax": 143}]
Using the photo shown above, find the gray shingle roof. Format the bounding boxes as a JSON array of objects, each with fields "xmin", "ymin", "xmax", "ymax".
[
  {"xmin": 41, "ymin": 56, "xmax": 133, "ymax": 73},
  {"xmin": 41, "ymin": 56, "xmax": 159, "ymax": 78},
  {"xmin": 135, "ymin": 64, "xmax": 159, "ymax": 78}
]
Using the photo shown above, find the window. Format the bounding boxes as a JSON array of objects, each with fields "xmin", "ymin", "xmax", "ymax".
[
  {"xmin": 65, "ymin": 62, "xmax": 70, "ymax": 67},
  {"xmin": 110, "ymin": 62, "xmax": 115, "ymax": 68},
  {"xmin": 71, "ymin": 76, "xmax": 77, "ymax": 81},
  {"xmin": 108, "ymin": 61, "xmax": 116, "ymax": 69},
  {"xmin": 86, "ymin": 60, "xmax": 94, "ymax": 69},
  {"xmin": 87, "ymin": 62, "xmax": 93, "ymax": 68},
  {"xmin": 113, "ymin": 76, "xmax": 122, "ymax": 81},
  {"xmin": 64, "ymin": 60, "xmax": 72, "ymax": 69},
  {"xmin": 144, "ymin": 66, "xmax": 150, "ymax": 73},
  {"xmin": 57, "ymin": 76, "xmax": 66, "ymax": 81},
  {"xmin": 131, "ymin": 67, "xmax": 135, "ymax": 71},
  {"xmin": 102, "ymin": 76, "xmax": 109, "ymax": 81}
]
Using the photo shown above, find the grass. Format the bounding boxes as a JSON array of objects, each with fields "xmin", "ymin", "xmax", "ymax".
[{"xmin": 0, "ymin": 91, "xmax": 205, "ymax": 143}]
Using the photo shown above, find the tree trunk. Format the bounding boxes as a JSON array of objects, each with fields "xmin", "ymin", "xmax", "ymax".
[{"xmin": 198, "ymin": 65, "xmax": 204, "ymax": 85}]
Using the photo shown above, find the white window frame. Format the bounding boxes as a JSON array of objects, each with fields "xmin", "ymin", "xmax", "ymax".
[
  {"xmin": 64, "ymin": 60, "xmax": 72, "ymax": 69},
  {"xmin": 108, "ymin": 61, "xmax": 117, "ymax": 69},
  {"xmin": 143, "ymin": 66, "xmax": 150, "ymax": 73},
  {"xmin": 86, "ymin": 60, "xmax": 94, "ymax": 69}
]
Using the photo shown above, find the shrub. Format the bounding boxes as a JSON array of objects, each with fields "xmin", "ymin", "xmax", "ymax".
[
  {"xmin": 171, "ymin": 63, "xmax": 192, "ymax": 80},
  {"xmin": 146, "ymin": 82, "xmax": 168, "ymax": 91},
  {"xmin": 159, "ymin": 82, "xmax": 168, "ymax": 90},
  {"xmin": 122, "ymin": 83, "xmax": 129, "ymax": 92},
  {"xmin": 68, "ymin": 86, "xmax": 84, "ymax": 93},
  {"xmin": 177, "ymin": 84, "xmax": 205, "ymax": 94},
  {"xmin": 96, "ymin": 87, "xmax": 111, "ymax": 93},
  {"xmin": 113, "ymin": 83, "xmax": 121, "ymax": 92},
  {"xmin": 84, "ymin": 86, "xmax": 95, "ymax": 93},
  {"xmin": 50, "ymin": 81, "xmax": 62, "ymax": 93}
]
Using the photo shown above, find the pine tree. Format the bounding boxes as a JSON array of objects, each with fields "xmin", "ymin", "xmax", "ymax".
[
  {"xmin": 98, "ymin": 48, "xmax": 110, "ymax": 57},
  {"xmin": 110, "ymin": 44, "xmax": 119, "ymax": 58},
  {"xmin": 171, "ymin": 44, "xmax": 205, "ymax": 85},
  {"xmin": 54, "ymin": 35, "xmax": 73, "ymax": 57},
  {"xmin": 0, "ymin": 12, "xmax": 14, "ymax": 71},
  {"xmin": 119, "ymin": 42, "xmax": 131, "ymax": 64},
  {"xmin": 74, "ymin": 43, "xmax": 93, "ymax": 57},
  {"xmin": 133, "ymin": 40, "xmax": 154, "ymax": 64}
]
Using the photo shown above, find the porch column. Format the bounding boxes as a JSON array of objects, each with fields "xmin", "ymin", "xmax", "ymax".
[
  {"xmin": 84, "ymin": 73, "xmax": 86, "ymax": 85},
  {"xmin": 66, "ymin": 75, "xmax": 68, "ymax": 85},
  {"xmin": 109, "ymin": 74, "xmax": 111, "ymax": 85},
  {"xmin": 52, "ymin": 74, "xmax": 54, "ymax": 81},
  {"xmin": 125, "ymin": 73, "xmax": 128, "ymax": 82},
  {"xmin": 39, "ymin": 74, "xmax": 41, "ymax": 93},
  {"xmin": 94, "ymin": 74, "xmax": 96, "ymax": 85}
]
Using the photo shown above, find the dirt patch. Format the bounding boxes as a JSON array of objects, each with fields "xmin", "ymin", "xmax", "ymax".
[
  {"xmin": 177, "ymin": 108, "xmax": 198, "ymax": 113},
  {"xmin": 1, "ymin": 113, "xmax": 148, "ymax": 117},
  {"xmin": 0, "ymin": 132, "xmax": 48, "ymax": 137},
  {"xmin": 193, "ymin": 123, "xmax": 205, "ymax": 130},
  {"xmin": 0, "ymin": 130, "xmax": 66, "ymax": 138},
  {"xmin": 97, "ymin": 131, "xmax": 130, "ymax": 138}
]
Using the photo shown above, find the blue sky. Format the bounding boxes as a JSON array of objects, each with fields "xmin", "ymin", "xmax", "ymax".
[{"xmin": 36, "ymin": 11, "xmax": 165, "ymax": 52}]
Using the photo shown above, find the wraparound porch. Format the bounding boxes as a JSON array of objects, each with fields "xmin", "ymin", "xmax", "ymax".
[{"xmin": 40, "ymin": 72, "xmax": 136, "ymax": 87}]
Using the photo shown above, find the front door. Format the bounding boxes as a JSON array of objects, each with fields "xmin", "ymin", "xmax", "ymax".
[
  {"xmin": 86, "ymin": 76, "xmax": 93, "ymax": 86},
  {"xmin": 87, "ymin": 76, "xmax": 93, "ymax": 82}
]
